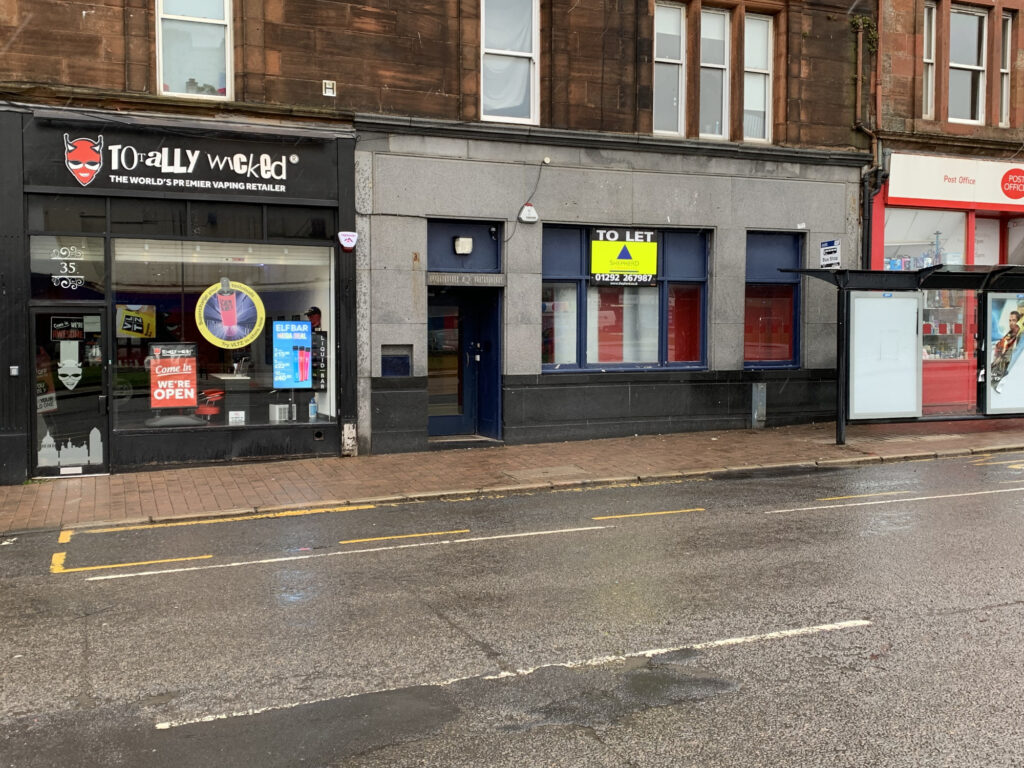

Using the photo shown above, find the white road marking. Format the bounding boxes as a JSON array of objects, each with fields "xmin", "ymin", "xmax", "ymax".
[
  {"xmin": 85, "ymin": 526, "xmax": 611, "ymax": 581},
  {"xmin": 765, "ymin": 486, "xmax": 1024, "ymax": 515},
  {"xmin": 153, "ymin": 618, "xmax": 871, "ymax": 730}
]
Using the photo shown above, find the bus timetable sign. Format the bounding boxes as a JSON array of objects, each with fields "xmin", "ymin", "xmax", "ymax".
[{"xmin": 590, "ymin": 228, "xmax": 658, "ymax": 286}]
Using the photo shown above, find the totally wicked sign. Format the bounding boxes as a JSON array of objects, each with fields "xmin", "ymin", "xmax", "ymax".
[
  {"xmin": 888, "ymin": 152, "xmax": 1024, "ymax": 211},
  {"xmin": 25, "ymin": 124, "xmax": 339, "ymax": 200}
]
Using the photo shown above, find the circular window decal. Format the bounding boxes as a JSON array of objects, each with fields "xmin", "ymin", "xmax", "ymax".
[{"xmin": 195, "ymin": 278, "xmax": 266, "ymax": 349}]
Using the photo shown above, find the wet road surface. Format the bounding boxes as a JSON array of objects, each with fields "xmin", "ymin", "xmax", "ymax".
[{"xmin": 4, "ymin": 452, "xmax": 1024, "ymax": 766}]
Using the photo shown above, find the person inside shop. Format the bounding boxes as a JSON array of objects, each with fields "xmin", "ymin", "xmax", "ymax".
[
  {"xmin": 991, "ymin": 310, "xmax": 1021, "ymax": 394},
  {"xmin": 305, "ymin": 306, "xmax": 322, "ymax": 331}
]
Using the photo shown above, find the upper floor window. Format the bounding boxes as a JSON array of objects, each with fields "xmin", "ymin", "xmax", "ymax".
[
  {"xmin": 654, "ymin": 4, "xmax": 686, "ymax": 133},
  {"xmin": 1001, "ymin": 13, "xmax": 1013, "ymax": 126},
  {"xmin": 700, "ymin": 9, "xmax": 730, "ymax": 138},
  {"xmin": 743, "ymin": 14, "xmax": 772, "ymax": 141},
  {"xmin": 157, "ymin": 0, "xmax": 231, "ymax": 100},
  {"xmin": 481, "ymin": 0, "xmax": 538, "ymax": 124},
  {"xmin": 653, "ymin": 4, "xmax": 775, "ymax": 142},
  {"xmin": 923, "ymin": 3, "xmax": 936, "ymax": 119},
  {"xmin": 949, "ymin": 6, "xmax": 987, "ymax": 123}
]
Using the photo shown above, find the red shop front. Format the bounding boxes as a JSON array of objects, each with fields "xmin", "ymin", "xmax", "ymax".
[{"xmin": 871, "ymin": 152, "xmax": 1024, "ymax": 415}]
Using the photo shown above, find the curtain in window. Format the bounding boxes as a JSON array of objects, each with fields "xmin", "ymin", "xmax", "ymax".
[{"xmin": 586, "ymin": 286, "xmax": 658, "ymax": 363}]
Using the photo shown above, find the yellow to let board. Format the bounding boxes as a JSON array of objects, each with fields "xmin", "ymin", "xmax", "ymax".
[{"xmin": 590, "ymin": 240, "xmax": 658, "ymax": 275}]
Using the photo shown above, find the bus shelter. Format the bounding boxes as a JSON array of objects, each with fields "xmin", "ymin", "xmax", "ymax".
[{"xmin": 790, "ymin": 265, "xmax": 1024, "ymax": 444}]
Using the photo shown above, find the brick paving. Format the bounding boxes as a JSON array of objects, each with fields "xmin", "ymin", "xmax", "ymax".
[{"xmin": 2, "ymin": 419, "xmax": 1024, "ymax": 535}]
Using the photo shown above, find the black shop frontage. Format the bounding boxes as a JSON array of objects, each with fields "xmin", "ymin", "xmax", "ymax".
[{"xmin": 0, "ymin": 108, "xmax": 356, "ymax": 484}]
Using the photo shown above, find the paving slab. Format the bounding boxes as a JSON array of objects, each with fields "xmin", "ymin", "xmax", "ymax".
[{"xmin": 2, "ymin": 419, "xmax": 1024, "ymax": 535}]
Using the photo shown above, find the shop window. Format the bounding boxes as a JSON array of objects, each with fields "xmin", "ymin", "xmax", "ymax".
[
  {"xmin": 29, "ymin": 236, "xmax": 105, "ymax": 302},
  {"xmin": 949, "ymin": 7, "xmax": 987, "ymax": 123},
  {"xmin": 157, "ymin": 0, "xmax": 232, "ymax": 100},
  {"xmin": 654, "ymin": 4, "xmax": 686, "ymax": 134},
  {"xmin": 883, "ymin": 208, "xmax": 971, "ymax": 365},
  {"xmin": 541, "ymin": 226, "xmax": 707, "ymax": 369},
  {"xmin": 587, "ymin": 286, "xmax": 659, "ymax": 363},
  {"xmin": 28, "ymin": 195, "xmax": 106, "ymax": 234},
  {"xmin": 111, "ymin": 240, "xmax": 335, "ymax": 430},
  {"xmin": 541, "ymin": 282, "xmax": 578, "ymax": 364},
  {"xmin": 883, "ymin": 208, "xmax": 967, "ymax": 270},
  {"xmin": 744, "ymin": 232, "xmax": 800, "ymax": 367},
  {"xmin": 481, "ymin": 0, "xmax": 538, "ymax": 124}
]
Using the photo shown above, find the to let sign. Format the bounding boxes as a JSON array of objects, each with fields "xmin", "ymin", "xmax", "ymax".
[
  {"xmin": 149, "ymin": 343, "xmax": 197, "ymax": 408},
  {"xmin": 590, "ymin": 228, "xmax": 658, "ymax": 286}
]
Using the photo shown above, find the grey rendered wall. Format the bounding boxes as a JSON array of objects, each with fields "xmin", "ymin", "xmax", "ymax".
[{"xmin": 355, "ymin": 131, "xmax": 863, "ymax": 451}]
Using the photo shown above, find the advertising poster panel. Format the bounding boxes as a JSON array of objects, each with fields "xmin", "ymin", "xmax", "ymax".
[
  {"xmin": 272, "ymin": 321, "xmax": 313, "ymax": 389},
  {"xmin": 849, "ymin": 291, "xmax": 922, "ymax": 419},
  {"xmin": 149, "ymin": 343, "xmax": 198, "ymax": 409},
  {"xmin": 985, "ymin": 293, "xmax": 1024, "ymax": 414},
  {"xmin": 195, "ymin": 278, "xmax": 266, "ymax": 349}
]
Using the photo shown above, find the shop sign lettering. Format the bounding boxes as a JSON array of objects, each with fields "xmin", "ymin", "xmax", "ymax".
[
  {"xmin": 149, "ymin": 343, "xmax": 198, "ymax": 408},
  {"xmin": 59, "ymin": 134, "xmax": 301, "ymax": 194}
]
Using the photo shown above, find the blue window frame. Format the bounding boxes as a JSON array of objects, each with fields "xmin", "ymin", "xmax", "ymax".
[
  {"xmin": 744, "ymin": 231, "xmax": 802, "ymax": 368},
  {"xmin": 542, "ymin": 225, "xmax": 708, "ymax": 370}
]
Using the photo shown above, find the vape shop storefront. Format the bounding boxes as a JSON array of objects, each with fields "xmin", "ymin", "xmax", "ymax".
[
  {"xmin": 873, "ymin": 152, "xmax": 1024, "ymax": 415},
  {"xmin": 14, "ymin": 114, "xmax": 354, "ymax": 478}
]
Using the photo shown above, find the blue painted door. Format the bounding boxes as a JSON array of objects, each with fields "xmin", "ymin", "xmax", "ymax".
[{"xmin": 428, "ymin": 288, "xmax": 501, "ymax": 438}]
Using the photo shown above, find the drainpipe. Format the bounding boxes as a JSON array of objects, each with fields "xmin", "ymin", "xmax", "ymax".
[{"xmin": 853, "ymin": 2, "xmax": 887, "ymax": 269}]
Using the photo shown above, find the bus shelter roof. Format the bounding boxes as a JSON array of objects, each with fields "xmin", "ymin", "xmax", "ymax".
[{"xmin": 783, "ymin": 265, "xmax": 1024, "ymax": 292}]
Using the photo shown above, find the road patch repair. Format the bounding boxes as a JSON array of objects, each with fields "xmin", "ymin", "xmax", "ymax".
[{"xmin": 152, "ymin": 619, "xmax": 872, "ymax": 731}]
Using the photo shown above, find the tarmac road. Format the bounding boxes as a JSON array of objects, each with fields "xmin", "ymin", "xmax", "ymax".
[{"xmin": 3, "ymin": 451, "xmax": 1024, "ymax": 766}]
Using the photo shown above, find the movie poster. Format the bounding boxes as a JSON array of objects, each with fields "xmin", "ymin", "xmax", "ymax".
[{"xmin": 985, "ymin": 293, "xmax": 1024, "ymax": 414}]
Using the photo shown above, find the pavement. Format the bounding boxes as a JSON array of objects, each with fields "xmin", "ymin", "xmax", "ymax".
[{"xmin": 3, "ymin": 418, "xmax": 1024, "ymax": 536}]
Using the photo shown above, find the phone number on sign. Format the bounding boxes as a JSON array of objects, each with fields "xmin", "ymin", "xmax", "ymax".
[{"xmin": 591, "ymin": 273, "xmax": 656, "ymax": 285}]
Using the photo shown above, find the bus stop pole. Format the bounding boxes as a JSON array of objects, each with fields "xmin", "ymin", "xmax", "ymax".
[{"xmin": 836, "ymin": 287, "xmax": 848, "ymax": 445}]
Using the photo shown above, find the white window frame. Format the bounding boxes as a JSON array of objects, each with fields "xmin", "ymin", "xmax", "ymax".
[
  {"xmin": 923, "ymin": 3, "xmax": 936, "ymax": 119},
  {"xmin": 699, "ymin": 8, "xmax": 731, "ymax": 139},
  {"xmin": 156, "ymin": 0, "xmax": 233, "ymax": 101},
  {"xmin": 742, "ymin": 13, "xmax": 772, "ymax": 142},
  {"xmin": 654, "ymin": 4, "xmax": 687, "ymax": 135},
  {"xmin": 480, "ymin": 0, "xmax": 540, "ymax": 125},
  {"xmin": 1001, "ymin": 13, "xmax": 1012, "ymax": 127},
  {"xmin": 948, "ymin": 5, "xmax": 987, "ymax": 124}
]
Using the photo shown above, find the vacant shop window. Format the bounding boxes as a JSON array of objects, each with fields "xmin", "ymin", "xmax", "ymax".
[
  {"xmin": 949, "ymin": 7, "xmax": 987, "ymax": 123},
  {"xmin": 744, "ymin": 232, "xmax": 801, "ymax": 367},
  {"xmin": 700, "ymin": 8, "xmax": 730, "ymax": 138},
  {"xmin": 157, "ymin": 0, "xmax": 232, "ymax": 100},
  {"xmin": 654, "ymin": 4, "xmax": 686, "ymax": 134},
  {"xmin": 481, "ymin": 0, "xmax": 538, "ymax": 123},
  {"xmin": 541, "ymin": 227, "xmax": 707, "ymax": 369}
]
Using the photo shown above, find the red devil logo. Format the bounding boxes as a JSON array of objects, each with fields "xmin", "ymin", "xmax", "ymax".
[{"xmin": 63, "ymin": 133, "xmax": 104, "ymax": 186}]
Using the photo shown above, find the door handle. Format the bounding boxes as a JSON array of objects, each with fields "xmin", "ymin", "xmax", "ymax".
[{"xmin": 98, "ymin": 395, "xmax": 108, "ymax": 415}]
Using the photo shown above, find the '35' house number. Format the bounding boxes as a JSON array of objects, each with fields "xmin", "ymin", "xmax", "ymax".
[{"xmin": 50, "ymin": 245, "xmax": 87, "ymax": 290}]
